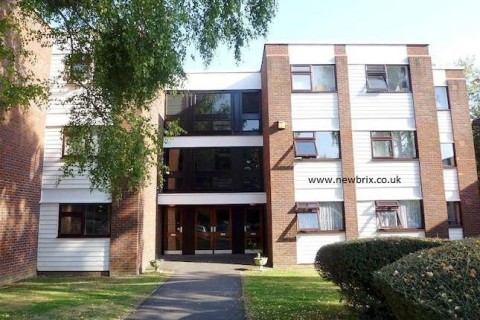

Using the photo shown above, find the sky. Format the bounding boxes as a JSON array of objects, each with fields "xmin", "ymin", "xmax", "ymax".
[{"xmin": 184, "ymin": 0, "xmax": 480, "ymax": 71}]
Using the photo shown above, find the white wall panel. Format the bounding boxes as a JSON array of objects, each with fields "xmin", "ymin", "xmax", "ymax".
[
  {"xmin": 346, "ymin": 45, "xmax": 408, "ymax": 64},
  {"xmin": 348, "ymin": 65, "xmax": 415, "ymax": 131},
  {"xmin": 158, "ymin": 192, "xmax": 266, "ymax": 205},
  {"xmin": 437, "ymin": 111, "xmax": 454, "ymax": 143},
  {"xmin": 288, "ymin": 45, "xmax": 335, "ymax": 65},
  {"xmin": 164, "ymin": 136, "xmax": 263, "ymax": 148},
  {"xmin": 448, "ymin": 228, "xmax": 464, "ymax": 240},
  {"xmin": 179, "ymin": 72, "xmax": 261, "ymax": 90},
  {"xmin": 294, "ymin": 161, "xmax": 343, "ymax": 201},
  {"xmin": 353, "ymin": 131, "xmax": 422, "ymax": 200},
  {"xmin": 291, "ymin": 93, "xmax": 339, "ymax": 131},
  {"xmin": 443, "ymin": 169, "xmax": 460, "ymax": 201},
  {"xmin": 296, "ymin": 233, "xmax": 345, "ymax": 264},
  {"xmin": 37, "ymin": 204, "xmax": 110, "ymax": 271}
]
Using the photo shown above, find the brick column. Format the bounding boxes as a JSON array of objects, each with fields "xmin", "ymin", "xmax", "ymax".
[
  {"xmin": 408, "ymin": 45, "xmax": 448, "ymax": 238},
  {"xmin": 261, "ymin": 44, "xmax": 296, "ymax": 266},
  {"xmin": 335, "ymin": 45, "xmax": 358, "ymax": 239},
  {"xmin": 446, "ymin": 69, "xmax": 480, "ymax": 237}
]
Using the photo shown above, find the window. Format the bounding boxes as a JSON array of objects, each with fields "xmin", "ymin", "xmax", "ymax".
[
  {"xmin": 365, "ymin": 65, "xmax": 410, "ymax": 92},
  {"xmin": 241, "ymin": 92, "xmax": 261, "ymax": 132},
  {"xmin": 376, "ymin": 200, "xmax": 423, "ymax": 229},
  {"xmin": 435, "ymin": 87, "xmax": 449, "ymax": 110},
  {"xmin": 62, "ymin": 127, "xmax": 98, "ymax": 158},
  {"xmin": 64, "ymin": 53, "xmax": 91, "ymax": 83},
  {"xmin": 294, "ymin": 131, "xmax": 340, "ymax": 159},
  {"xmin": 296, "ymin": 202, "xmax": 344, "ymax": 231},
  {"xmin": 59, "ymin": 204, "xmax": 110, "ymax": 237},
  {"xmin": 441, "ymin": 143, "xmax": 456, "ymax": 167},
  {"xmin": 447, "ymin": 202, "xmax": 461, "ymax": 226},
  {"xmin": 371, "ymin": 131, "xmax": 416, "ymax": 159},
  {"xmin": 194, "ymin": 93, "xmax": 232, "ymax": 132},
  {"xmin": 291, "ymin": 65, "xmax": 336, "ymax": 92},
  {"xmin": 166, "ymin": 94, "xmax": 186, "ymax": 116}
]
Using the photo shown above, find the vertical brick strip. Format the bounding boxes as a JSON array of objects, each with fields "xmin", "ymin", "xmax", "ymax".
[
  {"xmin": 261, "ymin": 45, "xmax": 296, "ymax": 266},
  {"xmin": 335, "ymin": 45, "xmax": 358, "ymax": 239},
  {"xmin": 446, "ymin": 69, "xmax": 480, "ymax": 237},
  {"xmin": 408, "ymin": 45, "xmax": 448, "ymax": 238}
]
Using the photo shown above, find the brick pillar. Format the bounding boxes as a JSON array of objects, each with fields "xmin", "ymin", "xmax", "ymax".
[
  {"xmin": 335, "ymin": 45, "xmax": 358, "ymax": 239},
  {"xmin": 446, "ymin": 69, "xmax": 480, "ymax": 237},
  {"xmin": 408, "ymin": 45, "xmax": 448, "ymax": 238},
  {"xmin": 261, "ymin": 44, "xmax": 296, "ymax": 266}
]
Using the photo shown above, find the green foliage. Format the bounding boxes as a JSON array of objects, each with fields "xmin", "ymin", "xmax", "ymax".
[
  {"xmin": 15, "ymin": 0, "xmax": 277, "ymax": 197},
  {"xmin": 315, "ymin": 237, "xmax": 444, "ymax": 319},
  {"xmin": 374, "ymin": 239, "xmax": 480, "ymax": 320},
  {"xmin": 0, "ymin": 2, "xmax": 48, "ymax": 114}
]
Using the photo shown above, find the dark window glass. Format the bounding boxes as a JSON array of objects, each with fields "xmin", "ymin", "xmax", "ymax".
[
  {"xmin": 195, "ymin": 93, "xmax": 231, "ymax": 115},
  {"xmin": 59, "ymin": 204, "xmax": 110, "ymax": 237},
  {"xmin": 242, "ymin": 92, "xmax": 260, "ymax": 114},
  {"xmin": 447, "ymin": 202, "xmax": 461, "ymax": 226},
  {"xmin": 194, "ymin": 148, "xmax": 232, "ymax": 190},
  {"xmin": 441, "ymin": 143, "xmax": 455, "ymax": 166},
  {"xmin": 435, "ymin": 87, "xmax": 449, "ymax": 110},
  {"xmin": 243, "ymin": 148, "xmax": 262, "ymax": 190}
]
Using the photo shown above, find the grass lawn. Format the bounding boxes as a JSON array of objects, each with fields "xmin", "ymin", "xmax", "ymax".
[
  {"xmin": 0, "ymin": 273, "xmax": 167, "ymax": 320},
  {"xmin": 243, "ymin": 268, "xmax": 354, "ymax": 320}
]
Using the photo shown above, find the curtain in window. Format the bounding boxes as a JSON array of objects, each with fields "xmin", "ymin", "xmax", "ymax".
[
  {"xmin": 398, "ymin": 200, "xmax": 422, "ymax": 228},
  {"xmin": 377, "ymin": 210, "xmax": 398, "ymax": 228},
  {"xmin": 318, "ymin": 202, "xmax": 343, "ymax": 230}
]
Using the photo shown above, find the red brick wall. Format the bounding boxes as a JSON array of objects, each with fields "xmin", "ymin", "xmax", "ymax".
[
  {"xmin": 335, "ymin": 45, "xmax": 358, "ymax": 239},
  {"xmin": 261, "ymin": 44, "xmax": 297, "ymax": 266},
  {"xmin": 0, "ymin": 3, "xmax": 51, "ymax": 284},
  {"xmin": 407, "ymin": 45, "xmax": 449, "ymax": 238},
  {"xmin": 446, "ymin": 69, "xmax": 480, "ymax": 237}
]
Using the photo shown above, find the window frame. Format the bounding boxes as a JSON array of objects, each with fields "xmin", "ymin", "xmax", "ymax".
[
  {"xmin": 291, "ymin": 64, "xmax": 337, "ymax": 93},
  {"xmin": 435, "ymin": 86, "xmax": 450, "ymax": 110},
  {"xmin": 447, "ymin": 201, "xmax": 462, "ymax": 227},
  {"xmin": 293, "ymin": 131, "xmax": 341, "ymax": 160},
  {"xmin": 370, "ymin": 131, "xmax": 417, "ymax": 160},
  {"xmin": 365, "ymin": 64, "xmax": 411, "ymax": 93},
  {"xmin": 58, "ymin": 203, "xmax": 111, "ymax": 238},
  {"xmin": 375, "ymin": 200, "xmax": 424, "ymax": 231},
  {"xmin": 296, "ymin": 202, "xmax": 345, "ymax": 233},
  {"xmin": 441, "ymin": 143, "xmax": 456, "ymax": 167}
]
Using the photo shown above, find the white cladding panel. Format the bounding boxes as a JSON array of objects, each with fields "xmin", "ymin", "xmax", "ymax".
[
  {"xmin": 164, "ymin": 136, "xmax": 263, "ymax": 148},
  {"xmin": 158, "ymin": 193, "xmax": 266, "ymax": 205},
  {"xmin": 296, "ymin": 233, "xmax": 345, "ymax": 264},
  {"xmin": 346, "ymin": 45, "xmax": 408, "ymax": 64},
  {"xmin": 357, "ymin": 201, "xmax": 425, "ymax": 238},
  {"xmin": 294, "ymin": 161, "xmax": 343, "ymax": 201},
  {"xmin": 348, "ymin": 65, "xmax": 415, "ymax": 131},
  {"xmin": 437, "ymin": 111, "xmax": 454, "ymax": 143},
  {"xmin": 179, "ymin": 72, "xmax": 261, "ymax": 90},
  {"xmin": 443, "ymin": 169, "xmax": 460, "ymax": 201},
  {"xmin": 448, "ymin": 228, "xmax": 464, "ymax": 240},
  {"xmin": 353, "ymin": 131, "xmax": 422, "ymax": 200},
  {"xmin": 433, "ymin": 69, "xmax": 447, "ymax": 86},
  {"xmin": 37, "ymin": 204, "xmax": 110, "ymax": 271},
  {"xmin": 291, "ymin": 93, "xmax": 339, "ymax": 131},
  {"xmin": 288, "ymin": 45, "xmax": 335, "ymax": 64}
]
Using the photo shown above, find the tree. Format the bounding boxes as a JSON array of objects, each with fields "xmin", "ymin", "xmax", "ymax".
[
  {"xmin": 456, "ymin": 57, "xmax": 480, "ymax": 178},
  {"xmin": 14, "ymin": 0, "xmax": 277, "ymax": 198}
]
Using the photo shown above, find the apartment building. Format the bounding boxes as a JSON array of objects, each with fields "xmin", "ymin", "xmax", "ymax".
[{"xmin": 32, "ymin": 43, "xmax": 480, "ymax": 275}]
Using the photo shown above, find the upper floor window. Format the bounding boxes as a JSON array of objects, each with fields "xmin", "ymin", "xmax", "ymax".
[
  {"xmin": 447, "ymin": 201, "xmax": 461, "ymax": 226},
  {"xmin": 291, "ymin": 65, "xmax": 336, "ymax": 92},
  {"xmin": 293, "ymin": 131, "xmax": 340, "ymax": 159},
  {"xmin": 296, "ymin": 202, "xmax": 344, "ymax": 232},
  {"xmin": 62, "ymin": 127, "xmax": 98, "ymax": 158},
  {"xmin": 165, "ymin": 91, "xmax": 261, "ymax": 135},
  {"xmin": 441, "ymin": 143, "xmax": 456, "ymax": 167},
  {"xmin": 435, "ymin": 86, "xmax": 450, "ymax": 110},
  {"xmin": 371, "ymin": 131, "xmax": 416, "ymax": 159},
  {"xmin": 365, "ymin": 65, "xmax": 410, "ymax": 92},
  {"xmin": 376, "ymin": 200, "xmax": 423, "ymax": 230},
  {"xmin": 59, "ymin": 203, "xmax": 110, "ymax": 237}
]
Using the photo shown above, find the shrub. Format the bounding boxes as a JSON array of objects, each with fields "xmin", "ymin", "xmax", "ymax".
[
  {"xmin": 374, "ymin": 238, "xmax": 480, "ymax": 320},
  {"xmin": 315, "ymin": 237, "xmax": 444, "ymax": 319}
]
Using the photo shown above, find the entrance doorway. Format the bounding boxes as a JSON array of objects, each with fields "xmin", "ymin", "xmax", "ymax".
[{"xmin": 195, "ymin": 208, "xmax": 232, "ymax": 254}]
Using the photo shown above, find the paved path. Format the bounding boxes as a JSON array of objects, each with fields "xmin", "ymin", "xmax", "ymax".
[{"xmin": 127, "ymin": 255, "xmax": 255, "ymax": 320}]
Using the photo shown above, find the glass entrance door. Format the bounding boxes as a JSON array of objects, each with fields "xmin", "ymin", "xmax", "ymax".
[
  {"xmin": 195, "ymin": 208, "xmax": 232, "ymax": 254},
  {"xmin": 164, "ymin": 207, "xmax": 183, "ymax": 254}
]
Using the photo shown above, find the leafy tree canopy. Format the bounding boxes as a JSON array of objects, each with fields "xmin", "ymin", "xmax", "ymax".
[{"xmin": 9, "ymin": 0, "xmax": 277, "ymax": 197}]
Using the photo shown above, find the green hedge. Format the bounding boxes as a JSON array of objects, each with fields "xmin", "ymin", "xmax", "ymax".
[
  {"xmin": 374, "ymin": 238, "xmax": 480, "ymax": 320},
  {"xmin": 315, "ymin": 237, "xmax": 444, "ymax": 319}
]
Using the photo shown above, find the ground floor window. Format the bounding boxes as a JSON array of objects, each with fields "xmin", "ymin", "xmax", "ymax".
[
  {"xmin": 375, "ymin": 200, "xmax": 422, "ymax": 230},
  {"xmin": 59, "ymin": 203, "xmax": 111, "ymax": 237},
  {"xmin": 296, "ymin": 202, "xmax": 344, "ymax": 232}
]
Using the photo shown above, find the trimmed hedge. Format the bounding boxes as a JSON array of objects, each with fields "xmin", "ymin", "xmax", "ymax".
[
  {"xmin": 315, "ymin": 237, "xmax": 444, "ymax": 319},
  {"xmin": 374, "ymin": 238, "xmax": 480, "ymax": 320}
]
